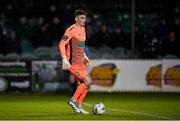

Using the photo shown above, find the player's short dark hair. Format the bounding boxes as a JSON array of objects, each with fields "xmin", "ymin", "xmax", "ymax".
[{"xmin": 74, "ymin": 10, "xmax": 87, "ymax": 17}]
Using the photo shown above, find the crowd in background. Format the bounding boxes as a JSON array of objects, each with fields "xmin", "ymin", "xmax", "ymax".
[{"xmin": 0, "ymin": 0, "xmax": 179, "ymax": 59}]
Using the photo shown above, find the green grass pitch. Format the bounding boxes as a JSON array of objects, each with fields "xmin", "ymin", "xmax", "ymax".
[{"xmin": 0, "ymin": 92, "xmax": 180, "ymax": 120}]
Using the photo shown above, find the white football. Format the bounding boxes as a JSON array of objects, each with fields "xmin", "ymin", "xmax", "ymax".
[{"xmin": 93, "ymin": 103, "xmax": 105, "ymax": 114}]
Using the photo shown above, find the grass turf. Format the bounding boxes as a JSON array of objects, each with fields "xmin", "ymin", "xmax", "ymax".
[{"xmin": 0, "ymin": 92, "xmax": 180, "ymax": 120}]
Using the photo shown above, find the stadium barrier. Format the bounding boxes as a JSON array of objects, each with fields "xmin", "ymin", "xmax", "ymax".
[
  {"xmin": 0, "ymin": 59, "xmax": 179, "ymax": 92},
  {"xmin": 0, "ymin": 60, "xmax": 31, "ymax": 91},
  {"xmin": 31, "ymin": 61, "xmax": 70, "ymax": 92},
  {"xmin": 89, "ymin": 59, "xmax": 180, "ymax": 92}
]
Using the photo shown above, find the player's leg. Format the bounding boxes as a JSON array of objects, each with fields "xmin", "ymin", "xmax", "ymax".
[
  {"xmin": 77, "ymin": 89, "xmax": 87, "ymax": 105},
  {"xmin": 82, "ymin": 74, "xmax": 92, "ymax": 88},
  {"xmin": 77, "ymin": 74, "xmax": 91, "ymax": 105},
  {"xmin": 76, "ymin": 75, "xmax": 92, "ymax": 114},
  {"xmin": 69, "ymin": 75, "xmax": 78, "ymax": 95},
  {"xmin": 70, "ymin": 68, "xmax": 90, "ymax": 103},
  {"xmin": 68, "ymin": 79, "xmax": 88, "ymax": 113},
  {"xmin": 68, "ymin": 65, "xmax": 91, "ymax": 114},
  {"xmin": 68, "ymin": 77, "xmax": 91, "ymax": 114},
  {"xmin": 68, "ymin": 81, "xmax": 86, "ymax": 113},
  {"xmin": 71, "ymin": 82, "xmax": 88, "ymax": 101}
]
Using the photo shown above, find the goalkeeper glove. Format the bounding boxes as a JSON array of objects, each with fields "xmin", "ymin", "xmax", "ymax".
[{"xmin": 62, "ymin": 56, "xmax": 71, "ymax": 70}]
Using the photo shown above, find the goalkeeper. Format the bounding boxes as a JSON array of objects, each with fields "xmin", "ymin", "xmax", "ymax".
[{"xmin": 59, "ymin": 10, "xmax": 91, "ymax": 115}]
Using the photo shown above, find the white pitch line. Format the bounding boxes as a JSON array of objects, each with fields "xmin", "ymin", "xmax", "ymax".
[{"xmin": 84, "ymin": 103, "xmax": 175, "ymax": 120}]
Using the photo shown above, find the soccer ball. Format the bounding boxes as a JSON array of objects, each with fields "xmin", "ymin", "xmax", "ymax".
[{"xmin": 93, "ymin": 103, "xmax": 105, "ymax": 114}]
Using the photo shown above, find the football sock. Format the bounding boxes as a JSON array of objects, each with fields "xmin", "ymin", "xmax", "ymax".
[
  {"xmin": 72, "ymin": 83, "xmax": 87, "ymax": 101},
  {"xmin": 77, "ymin": 89, "xmax": 88, "ymax": 105}
]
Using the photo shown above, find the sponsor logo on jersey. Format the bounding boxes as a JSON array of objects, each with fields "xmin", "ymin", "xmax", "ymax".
[{"xmin": 77, "ymin": 41, "xmax": 85, "ymax": 47}]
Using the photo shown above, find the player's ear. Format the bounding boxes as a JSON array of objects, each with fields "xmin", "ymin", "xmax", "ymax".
[{"xmin": 75, "ymin": 17, "xmax": 78, "ymax": 22}]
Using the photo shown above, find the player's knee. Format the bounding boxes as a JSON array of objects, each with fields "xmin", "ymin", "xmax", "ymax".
[
  {"xmin": 87, "ymin": 80, "xmax": 92, "ymax": 87},
  {"xmin": 84, "ymin": 80, "xmax": 91, "ymax": 88},
  {"xmin": 83, "ymin": 77, "xmax": 92, "ymax": 88}
]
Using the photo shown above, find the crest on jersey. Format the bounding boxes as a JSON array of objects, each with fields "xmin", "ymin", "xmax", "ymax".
[{"xmin": 75, "ymin": 72, "xmax": 80, "ymax": 77}]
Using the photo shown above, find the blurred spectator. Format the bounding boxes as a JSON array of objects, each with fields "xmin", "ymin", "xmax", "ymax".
[
  {"xmin": 141, "ymin": 27, "xmax": 160, "ymax": 58},
  {"xmin": 16, "ymin": 16, "xmax": 32, "ymax": 41},
  {"xmin": 85, "ymin": 24, "xmax": 94, "ymax": 47},
  {"xmin": 173, "ymin": 17, "xmax": 180, "ymax": 41},
  {"xmin": 3, "ymin": 30, "xmax": 21, "ymax": 54},
  {"xmin": 174, "ymin": 7, "xmax": 180, "ymax": 19},
  {"xmin": 49, "ymin": 5, "xmax": 57, "ymax": 16},
  {"xmin": 94, "ymin": 24, "xmax": 111, "ymax": 48},
  {"xmin": 134, "ymin": 24, "xmax": 144, "ymax": 52},
  {"xmin": 0, "ymin": 24, "xmax": 6, "ymax": 55},
  {"xmin": 112, "ymin": 24, "xmax": 125, "ymax": 48},
  {"xmin": 31, "ymin": 17, "xmax": 50, "ymax": 48},
  {"xmin": 48, "ymin": 16, "xmax": 63, "ymax": 45},
  {"xmin": 0, "ymin": 24, "xmax": 3, "ymax": 41},
  {"xmin": 154, "ymin": 18, "xmax": 169, "ymax": 42},
  {"xmin": 162, "ymin": 31, "xmax": 178, "ymax": 57}
]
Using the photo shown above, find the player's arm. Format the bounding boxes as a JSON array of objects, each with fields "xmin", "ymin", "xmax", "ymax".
[{"xmin": 59, "ymin": 29, "xmax": 73, "ymax": 70}]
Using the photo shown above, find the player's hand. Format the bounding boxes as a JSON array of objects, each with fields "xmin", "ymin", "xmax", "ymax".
[
  {"xmin": 84, "ymin": 56, "xmax": 90, "ymax": 67},
  {"xmin": 62, "ymin": 56, "xmax": 71, "ymax": 70}
]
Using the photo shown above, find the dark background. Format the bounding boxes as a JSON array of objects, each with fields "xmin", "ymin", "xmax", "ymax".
[{"xmin": 0, "ymin": 0, "xmax": 179, "ymax": 59}]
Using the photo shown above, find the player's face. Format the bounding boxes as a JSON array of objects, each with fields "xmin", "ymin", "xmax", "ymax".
[{"xmin": 76, "ymin": 15, "xmax": 86, "ymax": 26}]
